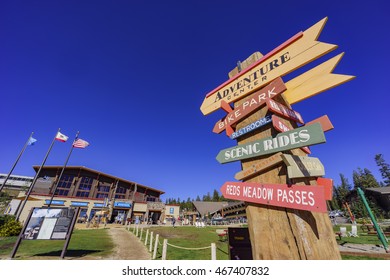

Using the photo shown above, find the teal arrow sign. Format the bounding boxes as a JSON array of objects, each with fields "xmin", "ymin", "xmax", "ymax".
[{"xmin": 216, "ymin": 123, "xmax": 326, "ymax": 164}]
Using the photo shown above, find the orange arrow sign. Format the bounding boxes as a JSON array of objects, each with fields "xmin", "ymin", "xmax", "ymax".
[{"xmin": 200, "ymin": 17, "xmax": 337, "ymax": 115}]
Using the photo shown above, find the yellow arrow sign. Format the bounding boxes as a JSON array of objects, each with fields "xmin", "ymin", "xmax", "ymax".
[
  {"xmin": 283, "ymin": 52, "xmax": 355, "ymax": 104},
  {"xmin": 200, "ymin": 17, "xmax": 337, "ymax": 115}
]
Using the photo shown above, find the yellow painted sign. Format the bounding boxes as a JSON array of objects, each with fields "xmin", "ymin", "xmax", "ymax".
[{"xmin": 200, "ymin": 17, "xmax": 336, "ymax": 115}]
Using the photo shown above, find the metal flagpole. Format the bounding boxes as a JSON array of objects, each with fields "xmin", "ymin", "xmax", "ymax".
[
  {"xmin": 15, "ymin": 128, "xmax": 61, "ymax": 221},
  {"xmin": 47, "ymin": 131, "xmax": 79, "ymax": 207},
  {"xmin": 0, "ymin": 132, "xmax": 34, "ymax": 193}
]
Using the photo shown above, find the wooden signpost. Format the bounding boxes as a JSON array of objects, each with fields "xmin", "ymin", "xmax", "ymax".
[
  {"xmin": 201, "ymin": 17, "xmax": 354, "ymax": 260},
  {"xmin": 281, "ymin": 154, "xmax": 325, "ymax": 179}
]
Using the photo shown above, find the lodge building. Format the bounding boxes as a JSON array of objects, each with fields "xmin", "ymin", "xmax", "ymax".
[{"xmin": 7, "ymin": 166, "xmax": 166, "ymax": 224}]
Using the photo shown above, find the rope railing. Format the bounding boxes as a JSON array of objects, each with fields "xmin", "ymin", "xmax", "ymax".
[{"xmin": 128, "ymin": 225, "xmax": 216, "ymax": 260}]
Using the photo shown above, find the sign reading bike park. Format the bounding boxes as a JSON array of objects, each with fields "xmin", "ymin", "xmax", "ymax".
[{"xmin": 220, "ymin": 182, "xmax": 327, "ymax": 213}]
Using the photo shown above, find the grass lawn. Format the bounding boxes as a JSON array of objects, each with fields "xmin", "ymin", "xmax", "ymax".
[
  {"xmin": 0, "ymin": 228, "xmax": 114, "ymax": 260},
  {"xmin": 137, "ymin": 226, "xmax": 230, "ymax": 260}
]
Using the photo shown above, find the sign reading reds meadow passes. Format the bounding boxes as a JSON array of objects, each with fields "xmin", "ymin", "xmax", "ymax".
[
  {"xmin": 200, "ymin": 17, "xmax": 337, "ymax": 115},
  {"xmin": 220, "ymin": 181, "xmax": 327, "ymax": 213},
  {"xmin": 213, "ymin": 77, "xmax": 286, "ymax": 134},
  {"xmin": 216, "ymin": 123, "xmax": 326, "ymax": 164}
]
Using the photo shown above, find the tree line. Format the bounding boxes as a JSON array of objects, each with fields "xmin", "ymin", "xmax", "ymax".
[{"xmin": 166, "ymin": 154, "xmax": 390, "ymax": 219}]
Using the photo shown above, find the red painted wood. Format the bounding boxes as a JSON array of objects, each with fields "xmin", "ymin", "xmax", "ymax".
[
  {"xmin": 317, "ymin": 177, "xmax": 333, "ymax": 201},
  {"xmin": 213, "ymin": 77, "xmax": 286, "ymax": 134},
  {"xmin": 220, "ymin": 100, "xmax": 233, "ymax": 113},
  {"xmin": 220, "ymin": 181, "xmax": 327, "ymax": 213},
  {"xmin": 305, "ymin": 115, "xmax": 334, "ymax": 132},
  {"xmin": 267, "ymin": 99, "xmax": 304, "ymax": 124}
]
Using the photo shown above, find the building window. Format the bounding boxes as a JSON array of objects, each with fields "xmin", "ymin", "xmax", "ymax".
[
  {"xmin": 54, "ymin": 174, "xmax": 74, "ymax": 197},
  {"xmin": 76, "ymin": 176, "xmax": 93, "ymax": 198}
]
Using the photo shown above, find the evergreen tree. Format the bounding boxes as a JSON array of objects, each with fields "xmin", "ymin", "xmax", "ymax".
[
  {"xmin": 353, "ymin": 167, "xmax": 380, "ymax": 189},
  {"xmin": 195, "ymin": 195, "xmax": 201, "ymax": 201},
  {"xmin": 375, "ymin": 154, "xmax": 390, "ymax": 186},
  {"xmin": 212, "ymin": 189, "xmax": 220, "ymax": 202},
  {"xmin": 202, "ymin": 192, "xmax": 211, "ymax": 201},
  {"xmin": 334, "ymin": 174, "xmax": 351, "ymax": 209}
]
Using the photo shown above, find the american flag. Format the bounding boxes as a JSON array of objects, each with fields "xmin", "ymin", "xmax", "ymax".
[{"xmin": 73, "ymin": 138, "xmax": 89, "ymax": 148}]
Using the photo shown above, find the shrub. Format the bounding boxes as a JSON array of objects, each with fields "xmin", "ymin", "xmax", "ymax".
[{"xmin": 0, "ymin": 216, "xmax": 22, "ymax": 237}]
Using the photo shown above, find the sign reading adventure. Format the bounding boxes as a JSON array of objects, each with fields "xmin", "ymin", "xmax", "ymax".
[
  {"xmin": 230, "ymin": 115, "xmax": 272, "ymax": 140},
  {"xmin": 213, "ymin": 77, "xmax": 286, "ymax": 135},
  {"xmin": 216, "ymin": 123, "xmax": 326, "ymax": 164},
  {"xmin": 220, "ymin": 181, "xmax": 327, "ymax": 213},
  {"xmin": 200, "ymin": 18, "xmax": 337, "ymax": 115},
  {"xmin": 281, "ymin": 154, "xmax": 325, "ymax": 179}
]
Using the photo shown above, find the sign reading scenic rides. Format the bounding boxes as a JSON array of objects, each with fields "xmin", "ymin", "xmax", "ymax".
[
  {"xmin": 281, "ymin": 154, "xmax": 325, "ymax": 179},
  {"xmin": 216, "ymin": 123, "xmax": 326, "ymax": 164},
  {"xmin": 220, "ymin": 181, "xmax": 327, "ymax": 213},
  {"xmin": 213, "ymin": 77, "xmax": 286, "ymax": 135},
  {"xmin": 200, "ymin": 17, "xmax": 337, "ymax": 115}
]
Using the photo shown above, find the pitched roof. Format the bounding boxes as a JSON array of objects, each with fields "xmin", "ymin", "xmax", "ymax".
[
  {"xmin": 366, "ymin": 187, "xmax": 390, "ymax": 195},
  {"xmin": 192, "ymin": 201, "xmax": 238, "ymax": 216}
]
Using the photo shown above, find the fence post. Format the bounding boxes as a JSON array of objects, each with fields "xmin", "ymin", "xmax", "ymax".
[
  {"xmin": 153, "ymin": 234, "xmax": 160, "ymax": 259},
  {"xmin": 136, "ymin": 225, "xmax": 139, "ymax": 237},
  {"xmin": 162, "ymin": 239, "xmax": 168, "ymax": 260},
  {"xmin": 211, "ymin": 243, "xmax": 216, "ymax": 260},
  {"xmin": 149, "ymin": 232, "xmax": 154, "ymax": 252},
  {"xmin": 145, "ymin": 229, "xmax": 149, "ymax": 246},
  {"xmin": 140, "ymin": 227, "xmax": 143, "ymax": 241}
]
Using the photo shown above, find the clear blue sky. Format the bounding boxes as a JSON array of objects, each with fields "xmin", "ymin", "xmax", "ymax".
[{"xmin": 1, "ymin": 0, "xmax": 389, "ymax": 201}]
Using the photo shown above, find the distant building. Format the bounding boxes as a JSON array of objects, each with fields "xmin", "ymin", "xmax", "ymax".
[
  {"xmin": 0, "ymin": 173, "xmax": 33, "ymax": 196},
  {"xmin": 7, "ymin": 166, "xmax": 166, "ymax": 224}
]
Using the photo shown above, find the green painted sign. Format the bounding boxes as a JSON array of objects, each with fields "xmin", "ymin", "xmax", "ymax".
[
  {"xmin": 216, "ymin": 123, "xmax": 326, "ymax": 164},
  {"xmin": 281, "ymin": 154, "xmax": 325, "ymax": 179}
]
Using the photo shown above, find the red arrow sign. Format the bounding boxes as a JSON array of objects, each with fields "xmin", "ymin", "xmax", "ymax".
[
  {"xmin": 213, "ymin": 77, "xmax": 286, "ymax": 135},
  {"xmin": 220, "ymin": 181, "xmax": 327, "ymax": 213}
]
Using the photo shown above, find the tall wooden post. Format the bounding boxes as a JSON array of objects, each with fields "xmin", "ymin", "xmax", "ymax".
[
  {"xmin": 233, "ymin": 83, "xmax": 340, "ymax": 259},
  {"xmin": 200, "ymin": 19, "xmax": 355, "ymax": 259}
]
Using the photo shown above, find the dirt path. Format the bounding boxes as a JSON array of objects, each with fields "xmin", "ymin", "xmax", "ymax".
[{"xmin": 106, "ymin": 227, "xmax": 151, "ymax": 260}]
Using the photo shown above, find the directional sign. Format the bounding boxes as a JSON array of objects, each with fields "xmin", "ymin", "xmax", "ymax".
[
  {"xmin": 317, "ymin": 177, "xmax": 333, "ymax": 201},
  {"xmin": 213, "ymin": 77, "xmax": 286, "ymax": 135},
  {"xmin": 216, "ymin": 123, "xmax": 326, "ymax": 164},
  {"xmin": 281, "ymin": 154, "xmax": 325, "ymax": 179},
  {"xmin": 266, "ymin": 99, "xmax": 304, "ymax": 124},
  {"xmin": 220, "ymin": 181, "xmax": 327, "ymax": 213},
  {"xmin": 284, "ymin": 53, "xmax": 355, "ymax": 105},
  {"xmin": 200, "ymin": 17, "xmax": 337, "ymax": 115},
  {"xmin": 230, "ymin": 115, "xmax": 272, "ymax": 140},
  {"xmin": 234, "ymin": 152, "xmax": 284, "ymax": 180}
]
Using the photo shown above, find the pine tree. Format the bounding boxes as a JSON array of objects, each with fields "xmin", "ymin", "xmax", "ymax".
[
  {"xmin": 212, "ymin": 189, "xmax": 220, "ymax": 202},
  {"xmin": 334, "ymin": 174, "xmax": 351, "ymax": 209},
  {"xmin": 375, "ymin": 154, "xmax": 390, "ymax": 186},
  {"xmin": 353, "ymin": 167, "xmax": 380, "ymax": 189}
]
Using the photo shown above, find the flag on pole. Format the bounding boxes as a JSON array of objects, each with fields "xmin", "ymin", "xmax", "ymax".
[
  {"xmin": 27, "ymin": 137, "xmax": 37, "ymax": 146},
  {"xmin": 73, "ymin": 138, "xmax": 89, "ymax": 148},
  {"xmin": 55, "ymin": 132, "xmax": 69, "ymax": 142}
]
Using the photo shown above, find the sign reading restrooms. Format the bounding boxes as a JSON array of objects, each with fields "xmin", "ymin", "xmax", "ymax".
[{"xmin": 200, "ymin": 18, "xmax": 354, "ymax": 260}]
